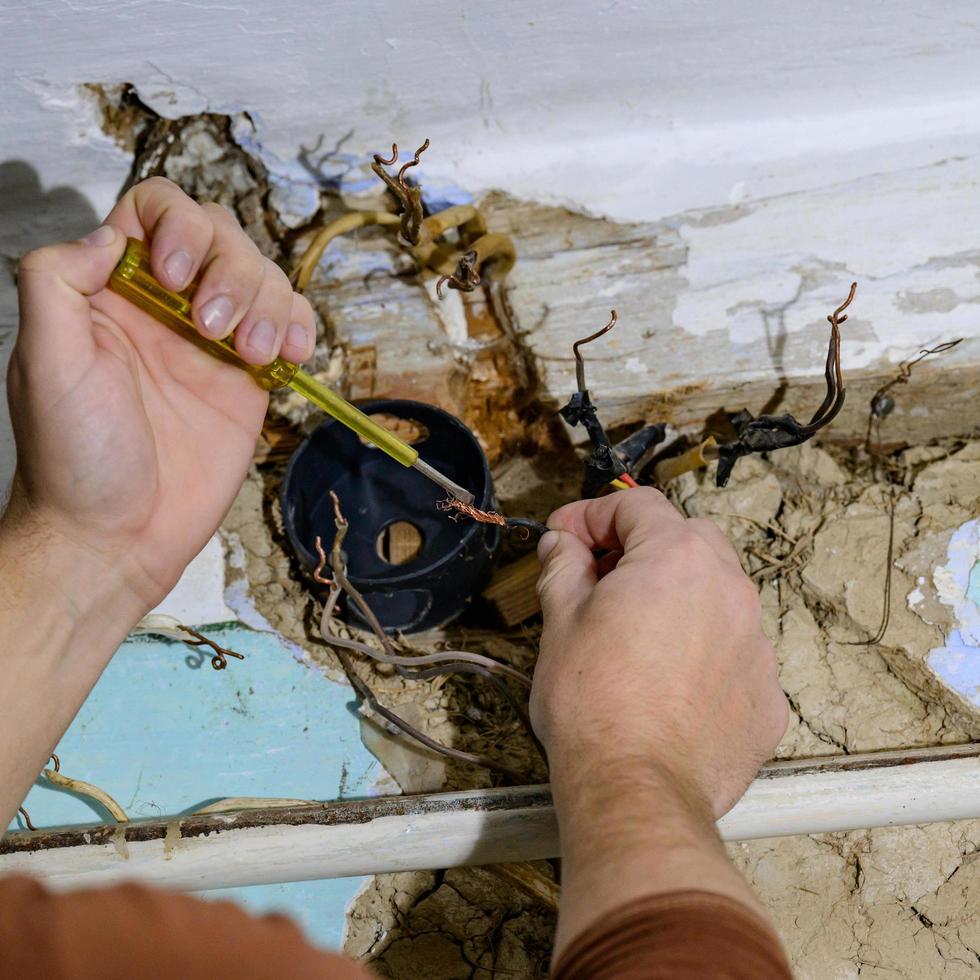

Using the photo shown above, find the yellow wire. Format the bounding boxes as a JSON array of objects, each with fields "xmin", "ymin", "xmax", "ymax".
[{"xmin": 610, "ymin": 478, "xmax": 630, "ymax": 490}]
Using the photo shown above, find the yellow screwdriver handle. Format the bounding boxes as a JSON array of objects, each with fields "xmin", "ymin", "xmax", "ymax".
[
  {"xmin": 109, "ymin": 238, "xmax": 297, "ymax": 390},
  {"xmin": 107, "ymin": 238, "xmax": 419, "ymax": 467}
]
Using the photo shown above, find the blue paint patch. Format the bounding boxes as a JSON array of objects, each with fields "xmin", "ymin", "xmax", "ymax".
[
  {"xmin": 9, "ymin": 625, "xmax": 383, "ymax": 950},
  {"xmin": 967, "ymin": 560, "xmax": 980, "ymax": 608},
  {"xmin": 928, "ymin": 630, "xmax": 980, "ymax": 707},
  {"xmin": 201, "ymin": 878, "xmax": 363, "ymax": 950}
]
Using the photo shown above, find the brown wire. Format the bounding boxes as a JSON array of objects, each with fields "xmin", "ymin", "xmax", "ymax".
[
  {"xmin": 312, "ymin": 535, "xmax": 333, "ymax": 587},
  {"xmin": 846, "ymin": 489, "xmax": 898, "ymax": 645},
  {"xmin": 17, "ymin": 806, "xmax": 36, "ymax": 831},
  {"xmin": 801, "ymin": 282, "xmax": 855, "ymax": 433},
  {"xmin": 373, "ymin": 143, "xmax": 398, "ymax": 167},
  {"xmin": 320, "ymin": 493, "xmax": 539, "ymax": 779},
  {"xmin": 573, "ymin": 310, "xmax": 617, "ymax": 391},
  {"xmin": 179, "ymin": 627, "xmax": 246, "ymax": 671},
  {"xmin": 436, "ymin": 250, "xmax": 481, "ymax": 298},
  {"xmin": 865, "ymin": 338, "xmax": 964, "ymax": 453},
  {"xmin": 397, "ymin": 138, "xmax": 430, "ymax": 188}
]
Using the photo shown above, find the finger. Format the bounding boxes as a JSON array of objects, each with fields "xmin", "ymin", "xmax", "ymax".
[
  {"xmin": 15, "ymin": 225, "xmax": 127, "ymax": 381},
  {"xmin": 546, "ymin": 487, "xmax": 683, "ymax": 555},
  {"xmin": 280, "ymin": 293, "xmax": 317, "ymax": 363},
  {"xmin": 686, "ymin": 517, "xmax": 745, "ymax": 571},
  {"xmin": 190, "ymin": 203, "xmax": 265, "ymax": 341},
  {"xmin": 104, "ymin": 176, "xmax": 214, "ymax": 291},
  {"xmin": 595, "ymin": 548, "xmax": 623, "ymax": 579},
  {"xmin": 232, "ymin": 256, "xmax": 294, "ymax": 365},
  {"xmin": 536, "ymin": 529, "xmax": 598, "ymax": 619}
]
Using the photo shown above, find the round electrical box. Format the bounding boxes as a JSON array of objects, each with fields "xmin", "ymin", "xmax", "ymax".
[{"xmin": 281, "ymin": 398, "xmax": 499, "ymax": 633}]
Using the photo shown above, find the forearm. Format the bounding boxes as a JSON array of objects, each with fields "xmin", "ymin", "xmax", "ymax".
[
  {"xmin": 0, "ymin": 502, "xmax": 146, "ymax": 826},
  {"xmin": 550, "ymin": 752, "xmax": 765, "ymax": 962}
]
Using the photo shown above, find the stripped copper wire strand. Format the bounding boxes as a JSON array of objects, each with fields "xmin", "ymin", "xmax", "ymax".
[
  {"xmin": 373, "ymin": 142, "xmax": 398, "ymax": 167},
  {"xmin": 312, "ymin": 535, "xmax": 333, "ymax": 587},
  {"xmin": 178, "ymin": 626, "xmax": 246, "ymax": 671},
  {"xmin": 436, "ymin": 497, "xmax": 547, "ymax": 539},
  {"xmin": 438, "ymin": 496, "xmax": 506, "ymax": 527},
  {"xmin": 396, "ymin": 138, "xmax": 430, "ymax": 188},
  {"xmin": 573, "ymin": 309, "xmax": 617, "ymax": 392},
  {"xmin": 370, "ymin": 138, "xmax": 429, "ymax": 245},
  {"xmin": 436, "ymin": 249, "xmax": 481, "ymax": 298}
]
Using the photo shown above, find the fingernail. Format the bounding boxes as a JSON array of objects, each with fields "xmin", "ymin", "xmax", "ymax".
[
  {"xmin": 538, "ymin": 530, "xmax": 560, "ymax": 562},
  {"xmin": 199, "ymin": 295, "xmax": 235, "ymax": 337},
  {"xmin": 245, "ymin": 318, "xmax": 277, "ymax": 360},
  {"xmin": 284, "ymin": 321, "xmax": 309, "ymax": 358},
  {"xmin": 164, "ymin": 250, "xmax": 193, "ymax": 289},
  {"xmin": 81, "ymin": 225, "xmax": 116, "ymax": 247}
]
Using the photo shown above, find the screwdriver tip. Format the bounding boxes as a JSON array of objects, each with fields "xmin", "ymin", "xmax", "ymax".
[{"xmin": 411, "ymin": 458, "xmax": 475, "ymax": 505}]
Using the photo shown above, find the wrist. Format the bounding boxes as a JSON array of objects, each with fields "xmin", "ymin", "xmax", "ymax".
[
  {"xmin": 0, "ymin": 495, "xmax": 149, "ymax": 661},
  {"xmin": 549, "ymin": 752, "xmax": 759, "ymax": 961}
]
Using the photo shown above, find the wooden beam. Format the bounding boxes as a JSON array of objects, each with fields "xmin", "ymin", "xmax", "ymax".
[{"xmin": 2, "ymin": 745, "xmax": 978, "ymax": 893}]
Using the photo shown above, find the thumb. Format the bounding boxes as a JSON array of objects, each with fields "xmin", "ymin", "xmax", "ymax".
[
  {"xmin": 536, "ymin": 529, "xmax": 598, "ymax": 620},
  {"xmin": 16, "ymin": 225, "xmax": 127, "ymax": 376}
]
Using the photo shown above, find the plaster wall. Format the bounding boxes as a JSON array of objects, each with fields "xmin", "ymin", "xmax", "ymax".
[{"xmin": 3, "ymin": 0, "xmax": 980, "ymax": 494}]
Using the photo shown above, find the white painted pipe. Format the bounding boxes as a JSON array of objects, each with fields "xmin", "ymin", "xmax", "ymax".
[{"xmin": 2, "ymin": 746, "xmax": 978, "ymax": 893}]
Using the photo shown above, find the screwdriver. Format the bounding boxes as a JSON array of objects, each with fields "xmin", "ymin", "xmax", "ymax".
[{"xmin": 108, "ymin": 238, "xmax": 474, "ymax": 505}]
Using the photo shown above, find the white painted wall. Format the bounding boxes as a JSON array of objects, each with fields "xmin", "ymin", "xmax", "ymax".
[
  {"xmin": 7, "ymin": 1, "xmax": 980, "ymax": 222},
  {"xmin": 3, "ymin": 1, "xmax": 980, "ymax": 493}
]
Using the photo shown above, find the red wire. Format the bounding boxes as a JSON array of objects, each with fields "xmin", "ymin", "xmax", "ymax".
[{"xmin": 620, "ymin": 472, "xmax": 639, "ymax": 488}]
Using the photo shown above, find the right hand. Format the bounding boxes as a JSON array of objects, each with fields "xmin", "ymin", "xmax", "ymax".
[{"xmin": 532, "ymin": 487, "xmax": 788, "ymax": 818}]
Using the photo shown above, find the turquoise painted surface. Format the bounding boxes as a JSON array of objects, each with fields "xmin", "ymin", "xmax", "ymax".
[{"xmin": 8, "ymin": 625, "xmax": 380, "ymax": 950}]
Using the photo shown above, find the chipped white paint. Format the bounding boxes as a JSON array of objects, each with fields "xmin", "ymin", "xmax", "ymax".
[
  {"xmin": 7, "ymin": 2, "xmax": 980, "ymax": 226},
  {"xmin": 145, "ymin": 534, "xmax": 237, "ymax": 627},
  {"xmin": 3, "ymin": 1, "xmax": 980, "ymax": 489},
  {"xmin": 924, "ymin": 520, "xmax": 980, "ymax": 709}
]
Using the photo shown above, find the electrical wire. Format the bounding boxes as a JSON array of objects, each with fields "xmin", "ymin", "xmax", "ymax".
[{"xmin": 317, "ymin": 493, "xmax": 542, "ymax": 780}]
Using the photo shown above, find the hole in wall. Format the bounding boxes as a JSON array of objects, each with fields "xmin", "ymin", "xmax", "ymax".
[
  {"xmin": 376, "ymin": 521, "xmax": 425, "ymax": 565},
  {"xmin": 360, "ymin": 415, "xmax": 429, "ymax": 449}
]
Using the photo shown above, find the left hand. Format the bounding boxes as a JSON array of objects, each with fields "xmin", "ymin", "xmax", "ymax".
[{"xmin": 6, "ymin": 177, "xmax": 316, "ymax": 613}]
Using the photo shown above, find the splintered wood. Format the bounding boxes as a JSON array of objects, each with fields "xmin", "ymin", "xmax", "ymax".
[{"xmin": 484, "ymin": 552, "xmax": 542, "ymax": 626}]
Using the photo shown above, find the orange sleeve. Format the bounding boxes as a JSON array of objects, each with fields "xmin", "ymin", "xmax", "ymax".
[
  {"xmin": 553, "ymin": 889, "xmax": 792, "ymax": 979},
  {"xmin": 0, "ymin": 875, "xmax": 372, "ymax": 980}
]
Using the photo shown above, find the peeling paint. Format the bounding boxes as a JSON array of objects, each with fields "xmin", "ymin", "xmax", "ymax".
[{"xmin": 926, "ymin": 520, "xmax": 980, "ymax": 708}]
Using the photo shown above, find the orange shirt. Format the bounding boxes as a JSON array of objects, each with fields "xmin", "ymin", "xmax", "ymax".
[{"xmin": 0, "ymin": 876, "xmax": 790, "ymax": 979}]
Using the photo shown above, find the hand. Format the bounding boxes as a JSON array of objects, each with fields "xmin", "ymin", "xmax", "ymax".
[
  {"xmin": 5, "ymin": 177, "xmax": 316, "ymax": 611},
  {"xmin": 533, "ymin": 487, "xmax": 788, "ymax": 818}
]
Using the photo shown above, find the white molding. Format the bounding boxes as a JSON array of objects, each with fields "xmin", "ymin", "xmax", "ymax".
[{"xmin": 3, "ymin": 746, "xmax": 978, "ymax": 893}]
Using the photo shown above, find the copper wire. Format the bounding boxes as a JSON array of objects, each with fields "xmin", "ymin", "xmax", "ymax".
[
  {"xmin": 436, "ymin": 250, "xmax": 481, "ymax": 298},
  {"xmin": 374, "ymin": 143, "xmax": 398, "ymax": 167},
  {"xmin": 317, "ymin": 493, "xmax": 539, "ymax": 780},
  {"xmin": 17, "ymin": 806, "xmax": 36, "ymax": 831},
  {"xmin": 436, "ymin": 498, "xmax": 546, "ymax": 540},
  {"xmin": 573, "ymin": 310, "xmax": 617, "ymax": 391},
  {"xmin": 437, "ymin": 496, "xmax": 507, "ymax": 527},
  {"xmin": 179, "ymin": 627, "xmax": 246, "ymax": 671},
  {"xmin": 312, "ymin": 535, "xmax": 333, "ymax": 587},
  {"xmin": 397, "ymin": 138, "xmax": 430, "ymax": 188}
]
